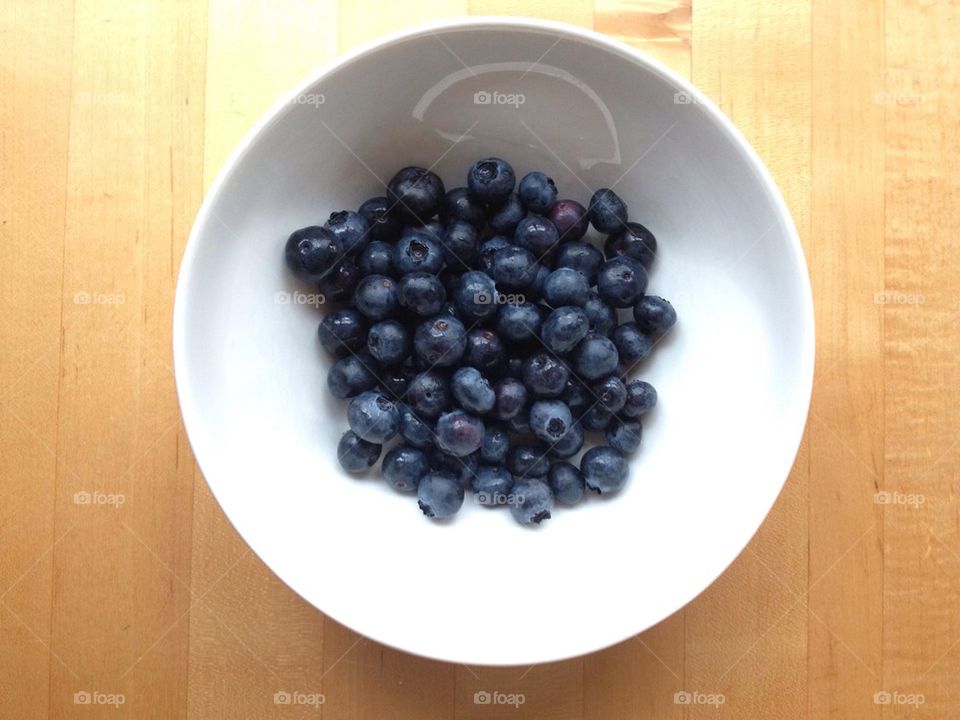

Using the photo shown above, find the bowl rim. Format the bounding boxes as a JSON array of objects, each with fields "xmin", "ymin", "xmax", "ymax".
[{"xmin": 173, "ymin": 15, "xmax": 815, "ymax": 665}]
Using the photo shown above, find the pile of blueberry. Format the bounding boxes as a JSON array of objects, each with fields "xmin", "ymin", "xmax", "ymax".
[{"xmin": 283, "ymin": 158, "xmax": 676, "ymax": 526}]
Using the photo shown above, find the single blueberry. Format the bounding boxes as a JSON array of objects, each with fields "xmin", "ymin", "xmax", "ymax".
[
  {"xmin": 472, "ymin": 465, "xmax": 515, "ymax": 506},
  {"xmin": 597, "ymin": 256, "xmax": 648, "ymax": 308},
  {"xmin": 588, "ymin": 188, "xmax": 628, "ymax": 234},
  {"xmin": 548, "ymin": 461, "xmax": 585, "ymax": 505},
  {"xmin": 581, "ymin": 445, "xmax": 628, "ymax": 494},
  {"xmin": 477, "ymin": 235, "xmax": 511, "ymax": 274},
  {"xmin": 441, "ymin": 186, "xmax": 486, "ymax": 227},
  {"xmin": 399, "ymin": 404, "xmax": 435, "ymax": 448},
  {"xmin": 284, "ymin": 225, "xmax": 343, "ymax": 284},
  {"xmin": 492, "ymin": 377, "xmax": 528, "ymax": 420},
  {"xmin": 592, "ymin": 375, "xmax": 627, "ymax": 413},
  {"xmin": 548, "ymin": 199, "xmax": 589, "ymax": 242},
  {"xmin": 491, "ymin": 245, "xmax": 538, "ymax": 291},
  {"xmin": 613, "ymin": 322, "xmax": 655, "ymax": 365},
  {"xmin": 542, "ymin": 268, "xmax": 590, "ymax": 307},
  {"xmin": 440, "ymin": 220, "xmax": 478, "ymax": 268},
  {"xmin": 387, "ymin": 166, "xmax": 445, "ymax": 224},
  {"xmin": 450, "ymin": 367, "xmax": 496, "ymax": 414},
  {"xmin": 406, "ymin": 370, "xmax": 451, "ymax": 419},
  {"xmin": 495, "ymin": 302, "xmax": 543, "ymax": 343},
  {"xmin": 633, "ymin": 296, "xmax": 677, "ymax": 334},
  {"xmin": 366, "ymin": 319, "xmax": 410, "ymax": 366},
  {"xmin": 517, "ymin": 171, "xmax": 558, "ymax": 214},
  {"xmin": 514, "ymin": 214, "xmax": 559, "ymax": 256},
  {"xmin": 529, "ymin": 399, "xmax": 573, "ymax": 444},
  {"xmin": 394, "ymin": 231, "xmax": 444, "ymax": 275},
  {"xmin": 382, "ymin": 444, "xmax": 429, "ymax": 492},
  {"xmin": 554, "ymin": 241, "xmax": 604, "ymax": 285},
  {"xmin": 324, "ymin": 210, "xmax": 370, "ymax": 255},
  {"xmin": 463, "ymin": 329, "xmax": 505, "ymax": 375},
  {"xmin": 541, "ymin": 305, "xmax": 590, "ymax": 354},
  {"xmin": 622, "ymin": 380, "xmax": 658, "ymax": 418},
  {"xmin": 572, "ymin": 333, "xmax": 620, "ymax": 380},
  {"xmin": 467, "ymin": 157, "xmax": 515, "ymax": 204},
  {"xmin": 508, "ymin": 444, "xmax": 550, "ymax": 479},
  {"xmin": 582, "ymin": 292, "xmax": 618, "ymax": 336},
  {"xmin": 522, "ymin": 352, "xmax": 570, "ymax": 398},
  {"xmin": 487, "ymin": 194, "xmax": 526, "ymax": 234},
  {"xmin": 398, "ymin": 272, "xmax": 447, "ymax": 317},
  {"xmin": 327, "ymin": 353, "xmax": 379, "ymax": 398},
  {"xmin": 318, "ymin": 258, "xmax": 360, "ymax": 302},
  {"xmin": 429, "ymin": 447, "xmax": 479, "ymax": 487},
  {"xmin": 318, "ymin": 308, "xmax": 368, "ymax": 356},
  {"xmin": 480, "ymin": 423, "xmax": 511, "ymax": 465},
  {"xmin": 581, "ymin": 404, "xmax": 614, "ymax": 431},
  {"xmin": 549, "ymin": 421, "xmax": 584, "ymax": 459},
  {"xmin": 414, "ymin": 316, "xmax": 467, "ymax": 367},
  {"xmin": 358, "ymin": 240, "xmax": 395, "ymax": 276},
  {"xmin": 417, "ymin": 472, "xmax": 465, "ymax": 518},
  {"xmin": 605, "ymin": 221, "xmax": 657, "ymax": 268},
  {"xmin": 454, "ymin": 270, "xmax": 499, "ymax": 322},
  {"xmin": 607, "ymin": 418, "xmax": 643, "ymax": 454},
  {"xmin": 337, "ymin": 430, "xmax": 381, "ymax": 473},
  {"xmin": 509, "ymin": 479, "xmax": 554, "ymax": 525},
  {"xmin": 347, "ymin": 391, "xmax": 400, "ymax": 443},
  {"xmin": 353, "ymin": 274, "xmax": 398, "ymax": 320},
  {"xmin": 358, "ymin": 196, "xmax": 402, "ymax": 243}
]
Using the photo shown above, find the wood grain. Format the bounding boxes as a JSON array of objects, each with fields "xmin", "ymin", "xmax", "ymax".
[{"xmin": 2, "ymin": 0, "xmax": 959, "ymax": 718}]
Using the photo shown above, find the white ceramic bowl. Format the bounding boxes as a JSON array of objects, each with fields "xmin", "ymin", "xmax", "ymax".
[{"xmin": 174, "ymin": 17, "xmax": 814, "ymax": 666}]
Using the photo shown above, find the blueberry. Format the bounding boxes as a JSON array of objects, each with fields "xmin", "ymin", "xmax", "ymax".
[
  {"xmin": 441, "ymin": 186, "xmax": 486, "ymax": 227},
  {"xmin": 581, "ymin": 404, "xmax": 614, "ymax": 431},
  {"xmin": 477, "ymin": 235, "xmax": 511, "ymax": 274},
  {"xmin": 517, "ymin": 171, "xmax": 558, "ymax": 214},
  {"xmin": 541, "ymin": 268, "xmax": 590, "ymax": 307},
  {"xmin": 472, "ymin": 465, "xmax": 514, "ymax": 506},
  {"xmin": 394, "ymin": 231, "xmax": 444, "ymax": 275},
  {"xmin": 325, "ymin": 210, "xmax": 370, "ymax": 255},
  {"xmin": 450, "ymin": 367, "xmax": 496, "ymax": 414},
  {"xmin": 399, "ymin": 404, "xmax": 435, "ymax": 448},
  {"xmin": 607, "ymin": 418, "xmax": 643, "ymax": 454},
  {"xmin": 358, "ymin": 196, "xmax": 402, "ymax": 243},
  {"xmin": 622, "ymin": 380, "xmax": 658, "ymax": 418},
  {"xmin": 633, "ymin": 296, "xmax": 677, "ymax": 334},
  {"xmin": 318, "ymin": 258, "xmax": 360, "ymax": 302},
  {"xmin": 464, "ymin": 329, "xmax": 505, "ymax": 375},
  {"xmin": 417, "ymin": 219, "xmax": 446, "ymax": 244},
  {"xmin": 514, "ymin": 214, "xmax": 559, "ymax": 257},
  {"xmin": 387, "ymin": 166, "xmax": 445, "ymax": 224},
  {"xmin": 440, "ymin": 220, "xmax": 478, "ymax": 268},
  {"xmin": 354, "ymin": 274, "xmax": 398, "ymax": 320},
  {"xmin": 414, "ymin": 316, "xmax": 467, "ymax": 367},
  {"xmin": 582, "ymin": 292, "xmax": 618, "ymax": 336},
  {"xmin": 382, "ymin": 444, "xmax": 429, "ymax": 492},
  {"xmin": 493, "ymin": 377, "xmax": 528, "ymax": 420},
  {"xmin": 429, "ymin": 448, "xmax": 478, "ymax": 487},
  {"xmin": 554, "ymin": 241, "xmax": 604, "ymax": 284},
  {"xmin": 495, "ymin": 302, "xmax": 543, "ymax": 343},
  {"xmin": 597, "ymin": 256, "xmax": 648, "ymax": 308},
  {"xmin": 592, "ymin": 375, "xmax": 627, "ymax": 412},
  {"xmin": 508, "ymin": 444, "xmax": 549, "ymax": 479},
  {"xmin": 522, "ymin": 352, "xmax": 570, "ymax": 397},
  {"xmin": 318, "ymin": 308, "xmax": 368, "ymax": 356},
  {"xmin": 612, "ymin": 322, "xmax": 654, "ymax": 365},
  {"xmin": 572, "ymin": 333, "xmax": 619, "ymax": 380},
  {"xmin": 581, "ymin": 445, "xmax": 628, "ymax": 494},
  {"xmin": 529, "ymin": 399, "xmax": 573, "ymax": 444},
  {"xmin": 284, "ymin": 225, "xmax": 343, "ymax": 283},
  {"xmin": 454, "ymin": 270, "xmax": 499, "ymax": 322},
  {"xmin": 406, "ymin": 370, "xmax": 451, "ymax": 419},
  {"xmin": 417, "ymin": 472, "xmax": 465, "ymax": 518},
  {"xmin": 548, "ymin": 199, "xmax": 589, "ymax": 242},
  {"xmin": 327, "ymin": 353, "xmax": 379, "ymax": 398},
  {"xmin": 549, "ymin": 421, "xmax": 584, "ymax": 458},
  {"xmin": 358, "ymin": 240, "xmax": 395, "ymax": 276},
  {"xmin": 541, "ymin": 306, "xmax": 590, "ymax": 354},
  {"xmin": 337, "ymin": 430, "xmax": 381, "ymax": 472},
  {"xmin": 509, "ymin": 479, "xmax": 554, "ymax": 525},
  {"xmin": 398, "ymin": 272, "xmax": 447, "ymax": 317},
  {"xmin": 525, "ymin": 264, "xmax": 550, "ymax": 302},
  {"xmin": 507, "ymin": 404, "xmax": 531, "ymax": 434},
  {"xmin": 467, "ymin": 157, "xmax": 515, "ymax": 204},
  {"xmin": 491, "ymin": 245, "xmax": 538, "ymax": 291},
  {"xmin": 480, "ymin": 423, "xmax": 511, "ymax": 464},
  {"xmin": 561, "ymin": 376, "xmax": 592, "ymax": 414},
  {"xmin": 605, "ymin": 221, "xmax": 657, "ymax": 268},
  {"xmin": 366, "ymin": 319, "xmax": 410, "ymax": 366},
  {"xmin": 487, "ymin": 194, "xmax": 525, "ymax": 234},
  {"xmin": 548, "ymin": 462, "xmax": 585, "ymax": 505},
  {"xmin": 347, "ymin": 391, "xmax": 400, "ymax": 443},
  {"xmin": 588, "ymin": 188, "xmax": 628, "ymax": 234}
]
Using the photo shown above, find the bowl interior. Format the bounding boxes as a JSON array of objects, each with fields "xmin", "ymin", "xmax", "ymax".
[{"xmin": 175, "ymin": 20, "xmax": 813, "ymax": 665}]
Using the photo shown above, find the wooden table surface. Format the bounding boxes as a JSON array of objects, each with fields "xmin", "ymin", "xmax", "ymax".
[{"xmin": 2, "ymin": 0, "xmax": 958, "ymax": 717}]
